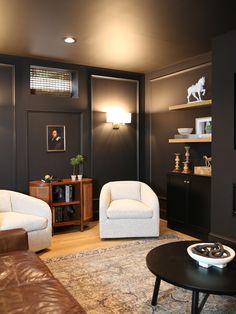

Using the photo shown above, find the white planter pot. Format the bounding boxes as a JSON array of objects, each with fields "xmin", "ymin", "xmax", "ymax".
[
  {"xmin": 77, "ymin": 174, "xmax": 83, "ymax": 180},
  {"xmin": 71, "ymin": 175, "xmax": 77, "ymax": 181}
]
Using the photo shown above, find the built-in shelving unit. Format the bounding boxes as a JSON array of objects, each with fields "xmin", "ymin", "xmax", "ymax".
[
  {"xmin": 169, "ymin": 137, "xmax": 212, "ymax": 143},
  {"xmin": 169, "ymin": 99, "xmax": 212, "ymax": 111}
]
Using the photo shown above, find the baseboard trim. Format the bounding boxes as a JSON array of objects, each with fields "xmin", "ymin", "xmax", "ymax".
[{"xmin": 208, "ymin": 232, "xmax": 236, "ymax": 249}]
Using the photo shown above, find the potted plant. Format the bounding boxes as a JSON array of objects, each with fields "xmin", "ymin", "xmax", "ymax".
[{"xmin": 70, "ymin": 154, "xmax": 84, "ymax": 180}]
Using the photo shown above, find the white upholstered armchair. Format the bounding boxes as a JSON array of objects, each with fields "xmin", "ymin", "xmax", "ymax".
[
  {"xmin": 0, "ymin": 190, "xmax": 52, "ymax": 252},
  {"xmin": 99, "ymin": 181, "xmax": 160, "ymax": 239}
]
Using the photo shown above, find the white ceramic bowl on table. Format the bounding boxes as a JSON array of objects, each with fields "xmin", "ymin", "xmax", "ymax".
[
  {"xmin": 177, "ymin": 128, "xmax": 193, "ymax": 135},
  {"xmin": 187, "ymin": 243, "xmax": 235, "ymax": 268}
]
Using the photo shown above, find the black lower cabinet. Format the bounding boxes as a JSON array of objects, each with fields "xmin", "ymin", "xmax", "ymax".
[{"xmin": 167, "ymin": 172, "xmax": 211, "ymax": 239}]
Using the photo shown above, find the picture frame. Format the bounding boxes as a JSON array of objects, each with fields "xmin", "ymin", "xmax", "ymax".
[
  {"xmin": 195, "ymin": 117, "xmax": 212, "ymax": 137},
  {"xmin": 47, "ymin": 125, "xmax": 66, "ymax": 152}
]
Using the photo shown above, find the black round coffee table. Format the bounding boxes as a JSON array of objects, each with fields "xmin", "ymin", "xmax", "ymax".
[{"xmin": 146, "ymin": 241, "xmax": 236, "ymax": 314}]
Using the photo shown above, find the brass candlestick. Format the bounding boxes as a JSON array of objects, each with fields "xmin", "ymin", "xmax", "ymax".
[
  {"xmin": 184, "ymin": 146, "xmax": 190, "ymax": 163},
  {"xmin": 173, "ymin": 153, "xmax": 181, "ymax": 172},
  {"xmin": 182, "ymin": 146, "xmax": 191, "ymax": 173},
  {"xmin": 182, "ymin": 161, "xmax": 191, "ymax": 174}
]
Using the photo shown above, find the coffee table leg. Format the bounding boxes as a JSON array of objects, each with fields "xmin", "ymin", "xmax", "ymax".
[
  {"xmin": 151, "ymin": 276, "xmax": 161, "ymax": 306},
  {"xmin": 191, "ymin": 290, "xmax": 199, "ymax": 314}
]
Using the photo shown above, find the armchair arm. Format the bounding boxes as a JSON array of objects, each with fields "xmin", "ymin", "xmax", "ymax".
[
  {"xmin": 10, "ymin": 191, "xmax": 52, "ymax": 226},
  {"xmin": 0, "ymin": 228, "xmax": 28, "ymax": 254},
  {"xmin": 141, "ymin": 183, "xmax": 160, "ymax": 218},
  {"xmin": 99, "ymin": 183, "xmax": 111, "ymax": 221}
]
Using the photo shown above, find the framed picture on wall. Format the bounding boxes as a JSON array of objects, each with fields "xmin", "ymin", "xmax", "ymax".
[
  {"xmin": 195, "ymin": 117, "xmax": 212, "ymax": 137},
  {"xmin": 47, "ymin": 125, "xmax": 66, "ymax": 152}
]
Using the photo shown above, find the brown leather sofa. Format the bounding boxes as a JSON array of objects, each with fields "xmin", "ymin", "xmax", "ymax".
[{"xmin": 0, "ymin": 229, "xmax": 86, "ymax": 313}]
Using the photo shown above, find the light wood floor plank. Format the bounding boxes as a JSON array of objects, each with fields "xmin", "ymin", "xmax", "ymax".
[{"xmin": 39, "ymin": 219, "xmax": 196, "ymax": 259}]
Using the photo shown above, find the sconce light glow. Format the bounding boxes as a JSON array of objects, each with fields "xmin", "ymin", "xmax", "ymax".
[
  {"xmin": 63, "ymin": 37, "xmax": 77, "ymax": 44},
  {"xmin": 106, "ymin": 109, "xmax": 131, "ymax": 129}
]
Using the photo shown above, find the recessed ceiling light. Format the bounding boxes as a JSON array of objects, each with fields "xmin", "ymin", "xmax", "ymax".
[{"xmin": 63, "ymin": 37, "xmax": 77, "ymax": 44}]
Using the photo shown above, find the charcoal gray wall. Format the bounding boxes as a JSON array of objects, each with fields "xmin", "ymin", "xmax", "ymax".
[
  {"xmin": 27, "ymin": 111, "xmax": 82, "ymax": 180},
  {"xmin": 92, "ymin": 76, "xmax": 139, "ymax": 197},
  {"xmin": 210, "ymin": 30, "xmax": 236, "ymax": 244},
  {"xmin": 0, "ymin": 64, "xmax": 15, "ymax": 189},
  {"xmin": 0, "ymin": 55, "xmax": 144, "ymax": 218}
]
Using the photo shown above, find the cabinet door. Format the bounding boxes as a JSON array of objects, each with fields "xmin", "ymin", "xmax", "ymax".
[
  {"xmin": 83, "ymin": 182, "xmax": 93, "ymax": 221},
  {"xmin": 167, "ymin": 174, "xmax": 188, "ymax": 228},
  {"xmin": 187, "ymin": 176, "xmax": 210, "ymax": 234}
]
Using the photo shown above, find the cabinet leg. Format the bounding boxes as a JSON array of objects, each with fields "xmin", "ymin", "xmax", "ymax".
[{"xmin": 80, "ymin": 223, "xmax": 84, "ymax": 232}]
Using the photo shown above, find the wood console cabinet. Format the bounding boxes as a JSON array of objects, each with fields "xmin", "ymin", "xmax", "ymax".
[
  {"xmin": 167, "ymin": 172, "xmax": 211, "ymax": 239},
  {"xmin": 29, "ymin": 178, "xmax": 93, "ymax": 231}
]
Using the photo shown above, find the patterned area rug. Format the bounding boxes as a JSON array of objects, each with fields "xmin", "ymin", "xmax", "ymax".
[{"xmin": 44, "ymin": 235, "xmax": 236, "ymax": 313}]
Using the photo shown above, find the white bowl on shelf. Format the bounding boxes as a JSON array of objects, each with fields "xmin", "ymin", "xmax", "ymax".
[
  {"xmin": 187, "ymin": 243, "xmax": 235, "ymax": 268},
  {"xmin": 177, "ymin": 128, "xmax": 193, "ymax": 135}
]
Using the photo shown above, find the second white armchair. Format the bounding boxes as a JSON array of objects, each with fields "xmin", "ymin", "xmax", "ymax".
[{"xmin": 99, "ymin": 181, "xmax": 160, "ymax": 239}]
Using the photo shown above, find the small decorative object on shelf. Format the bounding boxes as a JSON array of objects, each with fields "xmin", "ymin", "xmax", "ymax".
[
  {"xmin": 194, "ymin": 155, "xmax": 212, "ymax": 176},
  {"xmin": 182, "ymin": 161, "xmax": 190, "ymax": 174},
  {"xmin": 53, "ymin": 186, "xmax": 65, "ymax": 202},
  {"xmin": 177, "ymin": 128, "xmax": 193, "ymax": 136},
  {"xmin": 173, "ymin": 153, "xmax": 181, "ymax": 172},
  {"xmin": 187, "ymin": 242, "xmax": 235, "ymax": 268},
  {"xmin": 184, "ymin": 146, "xmax": 190, "ymax": 163},
  {"xmin": 203, "ymin": 155, "xmax": 212, "ymax": 168},
  {"xmin": 187, "ymin": 76, "xmax": 206, "ymax": 103},
  {"xmin": 195, "ymin": 116, "xmax": 212, "ymax": 137},
  {"xmin": 182, "ymin": 146, "xmax": 191, "ymax": 173},
  {"xmin": 41, "ymin": 174, "xmax": 53, "ymax": 183},
  {"xmin": 70, "ymin": 154, "xmax": 84, "ymax": 180},
  {"xmin": 41, "ymin": 174, "xmax": 62, "ymax": 183}
]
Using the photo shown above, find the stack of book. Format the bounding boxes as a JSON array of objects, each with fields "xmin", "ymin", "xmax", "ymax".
[
  {"xmin": 174, "ymin": 134, "xmax": 211, "ymax": 138},
  {"xmin": 55, "ymin": 206, "xmax": 63, "ymax": 223},
  {"xmin": 174, "ymin": 134, "xmax": 199, "ymax": 139},
  {"xmin": 53, "ymin": 185, "xmax": 73, "ymax": 202},
  {"xmin": 54, "ymin": 205, "xmax": 76, "ymax": 223},
  {"xmin": 65, "ymin": 185, "xmax": 73, "ymax": 202}
]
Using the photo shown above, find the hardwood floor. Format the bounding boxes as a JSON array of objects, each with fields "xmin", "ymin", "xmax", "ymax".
[{"xmin": 39, "ymin": 219, "xmax": 196, "ymax": 259}]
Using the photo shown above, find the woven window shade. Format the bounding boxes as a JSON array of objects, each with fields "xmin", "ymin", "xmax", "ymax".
[{"xmin": 30, "ymin": 67, "xmax": 72, "ymax": 96}]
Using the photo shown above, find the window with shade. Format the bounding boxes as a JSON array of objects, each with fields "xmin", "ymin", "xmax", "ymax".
[{"xmin": 30, "ymin": 66, "xmax": 74, "ymax": 97}]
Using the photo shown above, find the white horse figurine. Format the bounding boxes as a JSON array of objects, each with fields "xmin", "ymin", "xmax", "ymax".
[{"xmin": 187, "ymin": 77, "xmax": 206, "ymax": 103}]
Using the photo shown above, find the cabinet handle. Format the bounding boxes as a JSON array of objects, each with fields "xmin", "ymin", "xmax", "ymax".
[
  {"xmin": 186, "ymin": 180, "xmax": 190, "ymax": 184},
  {"xmin": 184, "ymin": 180, "xmax": 186, "ymax": 183}
]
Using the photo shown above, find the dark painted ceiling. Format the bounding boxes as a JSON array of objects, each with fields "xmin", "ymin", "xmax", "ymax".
[{"xmin": 1, "ymin": 0, "xmax": 236, "ymax": 73}]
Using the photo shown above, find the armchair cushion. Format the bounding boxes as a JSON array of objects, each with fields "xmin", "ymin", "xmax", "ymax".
[
  {"xmin": 107, "ymin": 199, "xmax": 153, "ymax": 219},
  {"xmin": 0, "ymin": 191, "xmax": 12, "ymax": 213},
  {"xmin": 110, "ymin": 181, "xmax": 141, "ymax": 201},
  {"xmin": 0, "ymin": 212, "xmax": 47, "ymax": 232}
]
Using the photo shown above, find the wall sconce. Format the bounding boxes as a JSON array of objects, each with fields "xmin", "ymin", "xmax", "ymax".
[{"xmin": 106, "ymin": 110, "xmax": 132, "ymax": 129}]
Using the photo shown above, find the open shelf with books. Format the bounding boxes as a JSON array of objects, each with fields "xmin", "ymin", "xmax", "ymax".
[{"xmin": 29, "ymin": 178, "xmax": 93, "ymax": 231}]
